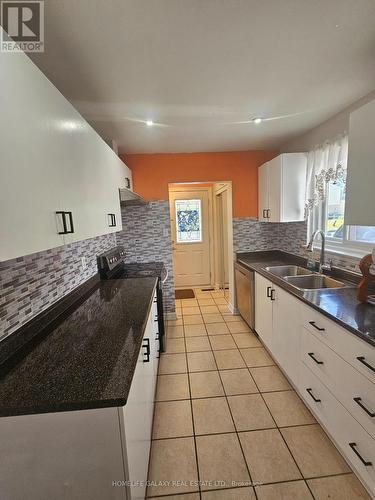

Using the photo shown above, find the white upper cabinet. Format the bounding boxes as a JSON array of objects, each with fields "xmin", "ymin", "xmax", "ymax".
[
  {"xmin": 0, "ymin": 39, "xmax": 131, "ymax": 261},
  {"xmin": 345, "ymin": 98, "xmax": 375, "ymax": 227},
  {"xmin": 258, "ymin": 153, "xmax": 307, "ymax": 223}
]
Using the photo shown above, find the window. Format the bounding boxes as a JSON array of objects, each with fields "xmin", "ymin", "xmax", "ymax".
[{"xmin": 175, "ymin": 199, "xmax": 202, "ymax": 243}]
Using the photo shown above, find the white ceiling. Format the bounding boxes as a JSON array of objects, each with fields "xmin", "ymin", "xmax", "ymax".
[{"xmin": 27, "ymin": 0, "xmax": 375, "ymax": 153}]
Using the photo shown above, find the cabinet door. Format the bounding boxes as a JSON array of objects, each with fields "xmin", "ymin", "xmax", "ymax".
[
  {"xmin": 258, "ymin": 163, "xmax": 269, "ymax": 222},
  {"xmin": 255, "ymin": 274, "xmax": 273, "ymax": 350},
  {"xmin": 267, "ymin": 156, "xmax": 282, "ymax": 222},
  {"xmin": 272, "ymin": 285, "xmax": 301, "ymax": 381}
]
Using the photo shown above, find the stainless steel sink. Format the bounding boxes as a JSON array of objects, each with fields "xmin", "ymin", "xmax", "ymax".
[
  {"xmin": 284, "ymin": 274, "xmax": 346, "ymax": 290},
  {"xmin": 265, "ymin": 265, "xmax": 316, "ymax": 277}
]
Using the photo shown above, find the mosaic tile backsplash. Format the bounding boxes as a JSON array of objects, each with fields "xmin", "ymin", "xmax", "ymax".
[
  {"xmin": 116, "ymin": 201, "xmax": 176, "ymax": 315},
  {"xmin": 0, "ymin": 233, "xmax": 116, "ymax": 340}
]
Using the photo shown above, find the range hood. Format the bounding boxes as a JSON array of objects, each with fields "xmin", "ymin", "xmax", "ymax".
[{"xmin": 119, "ymin": 188, "xmax": 147, "ymax": 206}]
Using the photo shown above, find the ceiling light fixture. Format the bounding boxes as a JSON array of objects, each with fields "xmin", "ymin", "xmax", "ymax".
[
  {"xmin": 146, "ymin": 120, "xmax": 154, "ymax": 127},
  {"xmin": 253, "ymin": 117, "xmax": 263, "ymax": 124}
]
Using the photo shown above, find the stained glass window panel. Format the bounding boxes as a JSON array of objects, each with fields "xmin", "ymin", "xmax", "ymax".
[{"xmin": 175, "ymin": 199, "xmax": 202, "ymax": 243}]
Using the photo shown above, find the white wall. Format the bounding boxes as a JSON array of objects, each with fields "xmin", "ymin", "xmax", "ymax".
[{"xmin": 281, "ymin": 90, "xmax": 375, "ymax": 152}]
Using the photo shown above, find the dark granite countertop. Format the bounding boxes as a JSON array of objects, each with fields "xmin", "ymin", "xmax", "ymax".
[
  {"xmin": 0, "ymin": 277, "xmax": 157, "ymax": 417},
  {"xmin": 237, "ymin": 251, "xmax": 375, "ymax": 348}
]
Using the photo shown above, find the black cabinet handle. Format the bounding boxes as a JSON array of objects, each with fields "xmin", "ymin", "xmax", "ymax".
[
  {"xmin": 308, "ymin": 352, "xmax": 324, "ymax": 365},
  {"xmin": 309, "ymin": 321, "xmax": 325, "ymax": 332},
  {"xmin": 356, "ymin": 356, "xmax": 375, "ymax": 373},
  {"xmin": 266, "ymin": 209, "xmax": 270, "ymax": 219},
  {"xmin": 349, "ymin": 442, "xmax": 372, "ymax": 466},
  {"xmin": 270, "ymin": 289, "xmax": 275, "ymax": 301},
  {"xmin": 306, "ymin": 388, "xmax": 321, "ymax": 402},
  {"xmin": 125, "ymin": 177, "xmax": 131, "ymax": 189},
  {"xmin": 154, "ymin": 316, "xmax": 159, "ymax": 322},
  {"xmin": 56, "ymin": 211, "xmax": 74, "ymax": 235},
  {"xmin": 108, "ymin": 213, "xmax": 116, "ymax": 227},
  {"xmin": 142, "ymin": 338, "xmax": 150, "ymax": 363},
  {"xmin": 262, "ymin": 209, "xmax": 267, "ymax": 219},
  {"xmin": 267, "ymin": 286, "xmax": 272, "ymax": 298},
  {"xmin": 353, "ymin": 397, "xmax": 375, "ymax": 417}
]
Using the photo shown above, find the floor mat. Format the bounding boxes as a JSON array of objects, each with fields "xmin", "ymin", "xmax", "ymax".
[{"xmin": 175, "ymin": 289, "xmax": 195, "ymax": 299}]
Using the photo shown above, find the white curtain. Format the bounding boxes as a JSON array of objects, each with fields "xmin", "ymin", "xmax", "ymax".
[{"xmin": 305, "ymin": 134, "xmax": 348, "ymax": 214}]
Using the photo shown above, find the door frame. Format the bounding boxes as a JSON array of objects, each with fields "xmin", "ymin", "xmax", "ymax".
[{"xmin": 169, "ymin": 185, "xmax": 215, "ymax": 289}]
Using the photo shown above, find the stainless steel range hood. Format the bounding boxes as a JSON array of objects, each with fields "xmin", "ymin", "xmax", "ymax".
[{"xmin": 119, "ymin": 188, "xmax": 147, "ymax": 206}]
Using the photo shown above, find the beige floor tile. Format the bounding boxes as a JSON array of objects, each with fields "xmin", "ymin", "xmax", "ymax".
[
  {"xmin": 232, "ymin": 333, "xmax": 262, "ymax": 348},
  {"xmin": 205, "ymin": 322, "xmax": 229, "ymax": 335},
  {"xmin": 159, "ymin": 353, "xmax": 187, "ymax": 375},
  {"xmin": 175, "ymin": 299, "xmax": 182, "ymax": 306},
  {"xmin": 256, "ymin": 480, "xmax": 313, "ymax": 500},
  {"xmin": 167, "ymin": 318, "xmax": 183, "ymax": 327},
  {"xmin": 187, "ymin": 351, "xmax": 217, "ymax": 372},
  {"xmin": 183, "ymin": 306, "xmax": 201, "ymax": 315},
  {"xmin": 196, "ymin": 433, "xmax": 250, "ymax": 490},
  {"xmin": 239, "ymin": 429, "xmax": 301, "ymax": 484},
  {"xmin": 240, "ymin": 347, "xmax": 275, "ymax": 367},
  {"xmin": 192, "ymin": 397, "xmax": 235, "ymax": 435},
  {"xmin": 153, "ymin": 400, "xmax": 193, "ymax": 439},
  {"xmin": 224, "ymin": 315, "xmax": 244, "ymax": 323},
  {"xmin": 214, "ymin": 349, "xmax": 246, "ymax": 370},
  {"xmin": 218, "ymin": 305, "xmax": 232, "ymax": 315},
  {"xmin": 184, "ymin": 323, "xmax": 207, "ymax": 337},
  {"xmin": 189, "ymin": 371, "xmax": 224, "ymax": 398},
  {"xmin": 213, "ymin": 297, "xmax": 228, "ymax": 305},
  {"xmin": 227, "ymin": 322, "xmax": 251, "ymax": 333},
  {"xmin": 281, "ymin": 424, "xmax": 351, "ymax": 478},
  {"xmin": 147, "ymin": 437, "xmax": 198, "ymax": 496},
  {"xmin": 200, "ymin": 305, "xmax": 220, "ymax": 314},
  {"xmin": 156, "ymin": 374, "xmax": 190, "ymax": 401},
  {"xmin": 154, "ymin": 494, "xmax": 200, "ymax": 500},
  {"xmin": 220, "ymin": 368, "xmax": 259, "ymax": 395},
  {"xmin": 203, "ymin": 313, "xmax": 224, "ymax": 323},
  {"xmin": 165, "ymin": 337, "xmax": 185, "ymax": 354},
  {"xmin": 228, "ymin": 394, "xmax": 275, "ymax": 431},
  {"xmin": 185, "ymin": 336, "xmax": 211, "ymax": 353},
  {"xmin": 307, "ymin": 473, "xmax": 371, "ymax": 500},
  {"xmin": 202, "ymin": 487, "xmax": 256, "ymax": 499},
  {"xmin": 198, "ymin": 298, "xmax": 215, "ymax": 306},
  {"xmin": 176, "ymin": 307, "xmax": 182, "ymax": 316},
  {"xmin": 181, "ymin": 298, "xmax": 199, "ymax": 306},
  {"xmin": 167, "ymin": 325, "xmax": 185, "ymax": 338},
  {"xmin": 211, "ymin": 290, "xmax": 225, "ymax": 297},
  {"xmin": 250, "ymin": 366, "xmax": 292, "ymax": 392},
  {"xmin": 263, "ymin": 390, "xmax": 316, "ymax": 427},
  {"xmin": 184, "ymin": 314, "xmax": 204, "ymax": 325},
  {"xmin": 209, "ymin": 334, "xmax": 237, "ymax": 351}
]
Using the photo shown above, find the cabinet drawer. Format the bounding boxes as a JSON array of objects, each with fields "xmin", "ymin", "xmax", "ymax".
[
  {"xmin": 299, "ymin": 363, "xmax": 375, "ymax": 494},
  {"xmin": 301, "ymin": 328, "xmax": 375, "ymax": 440},
  {"xmin": 300, "ymin": 304, "xmax": 375, "ymax": 386}
]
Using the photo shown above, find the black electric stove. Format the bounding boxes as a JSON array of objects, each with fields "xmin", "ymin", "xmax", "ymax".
[{"xmin": 97, "ymin": 246, "xmax": 167, "ymax": 352}]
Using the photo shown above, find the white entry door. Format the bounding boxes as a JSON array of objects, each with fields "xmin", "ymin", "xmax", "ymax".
[{"xmin": 169, "ymin": 189, "xmax": 211, "ymax": 288}]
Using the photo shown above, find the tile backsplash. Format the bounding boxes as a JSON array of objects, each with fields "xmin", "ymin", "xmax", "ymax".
[
  {"xmin": 116, "ymin": 201, "xmax": 175, "ymax": 315},
  {"xmin": 0, "ymin": 234, "xmax": 116, "ymax": 340}
]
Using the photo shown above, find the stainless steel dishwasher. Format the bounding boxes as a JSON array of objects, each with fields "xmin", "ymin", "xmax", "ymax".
[{"xmin": 234, "ymin": 262, "xmax": 255, "ymax": 329}]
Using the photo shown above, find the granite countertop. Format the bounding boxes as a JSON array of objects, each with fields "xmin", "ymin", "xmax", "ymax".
[
  {"xmin": 0, "ymin": 277, "xmax": 157, "ymax": 417},
  {"xmin": 237, "ymin": 251, "xmax": 375, "ymax": 348}
]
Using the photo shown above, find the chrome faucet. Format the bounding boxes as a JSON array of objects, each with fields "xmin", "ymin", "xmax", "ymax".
[{"xmin": 306, "ymin": 230, "xmax": 331, "ymax": 273}]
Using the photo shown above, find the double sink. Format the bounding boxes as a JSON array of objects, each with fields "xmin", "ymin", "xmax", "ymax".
[{"xmin": 264, "ymin": 265, "xmax": 346, "ymax": 291}]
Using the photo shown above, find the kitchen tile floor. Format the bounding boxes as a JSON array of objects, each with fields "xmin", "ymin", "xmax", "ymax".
[{"xmin": 147, "ymin": 289, "xmax": 370, "ymax": 499}]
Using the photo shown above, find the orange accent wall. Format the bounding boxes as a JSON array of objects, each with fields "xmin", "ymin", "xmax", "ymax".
[{"xmin": 120, "ymin": 151, "xmax": 277, "ymax": 218}]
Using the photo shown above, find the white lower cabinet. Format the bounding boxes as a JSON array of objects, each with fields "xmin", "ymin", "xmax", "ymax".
[
  {"xmin": 254, "ymin": 271, "xmax": 375, "ymax": 497},
  {"xmin": 0, "ymin": 292, "xmax": 158, "ymax": 500}
]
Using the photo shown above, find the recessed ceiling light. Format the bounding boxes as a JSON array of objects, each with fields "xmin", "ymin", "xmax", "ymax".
[
  {"xmin": 146, "ymin": 120, "xmax": 154, "ymax": 127},
  {"xmin": 253, "ymin": 117, "xmax": 263, "ymax": 124}
]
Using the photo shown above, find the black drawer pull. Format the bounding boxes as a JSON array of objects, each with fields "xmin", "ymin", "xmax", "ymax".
[
  {"xmin": 349, "ymin": 442, "xmax": 372, "ymax": 466},
  {"xmin": 142, "ymin": 338, "xmax": 150, "ymax": 363},
  {"xmin": 309, "ymin": 321, "xmax": 325, "ymax": 332},
  {"xmin": 108, "ymin": 213, "xmax": 116, "ymax": 227},
  {"xmin": 267, "ymin": 286, "xmax": 272, "ymax": 298},
  {"xmin": 308, "ymin": 352, "xmax": 324, "ymax": 365},
  {"xmin": 306, "ymin": 388, "xmax": 321, "ymax": 403},
  {"xmin": 262, "ymin": 209, "xmax": 267, "ymax": 219},
  {"xmin": 56, "ymin": 211, "xmax": 75, "ymax": 235},
  {"xmin": 356, "ymin": 356, "xmax": 375, "ymax": 373},
  {"xmin": 353, "ymin": 397, "xmax": 375, "ymax": 417},
  {"xmin": 154, "ymin": 316, "xmax": 159, "ymax": 322},
  {"xmin": 266, "ymin": 209, "xmax": 270, "ymax": 219},
  {"xmin": 270, "ymin": 289, "xmax": 275, "ymax": 301}
]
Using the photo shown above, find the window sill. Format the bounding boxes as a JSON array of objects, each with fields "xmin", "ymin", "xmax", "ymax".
[{"xmin": 313, "ymin": 241, "xmax": 371, "ymax": 260}]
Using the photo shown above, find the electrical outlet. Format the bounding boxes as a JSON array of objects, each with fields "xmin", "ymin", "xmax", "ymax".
[{"xmin": 81, "ymin": 256, "xmax": 87, "ymax": 270}]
